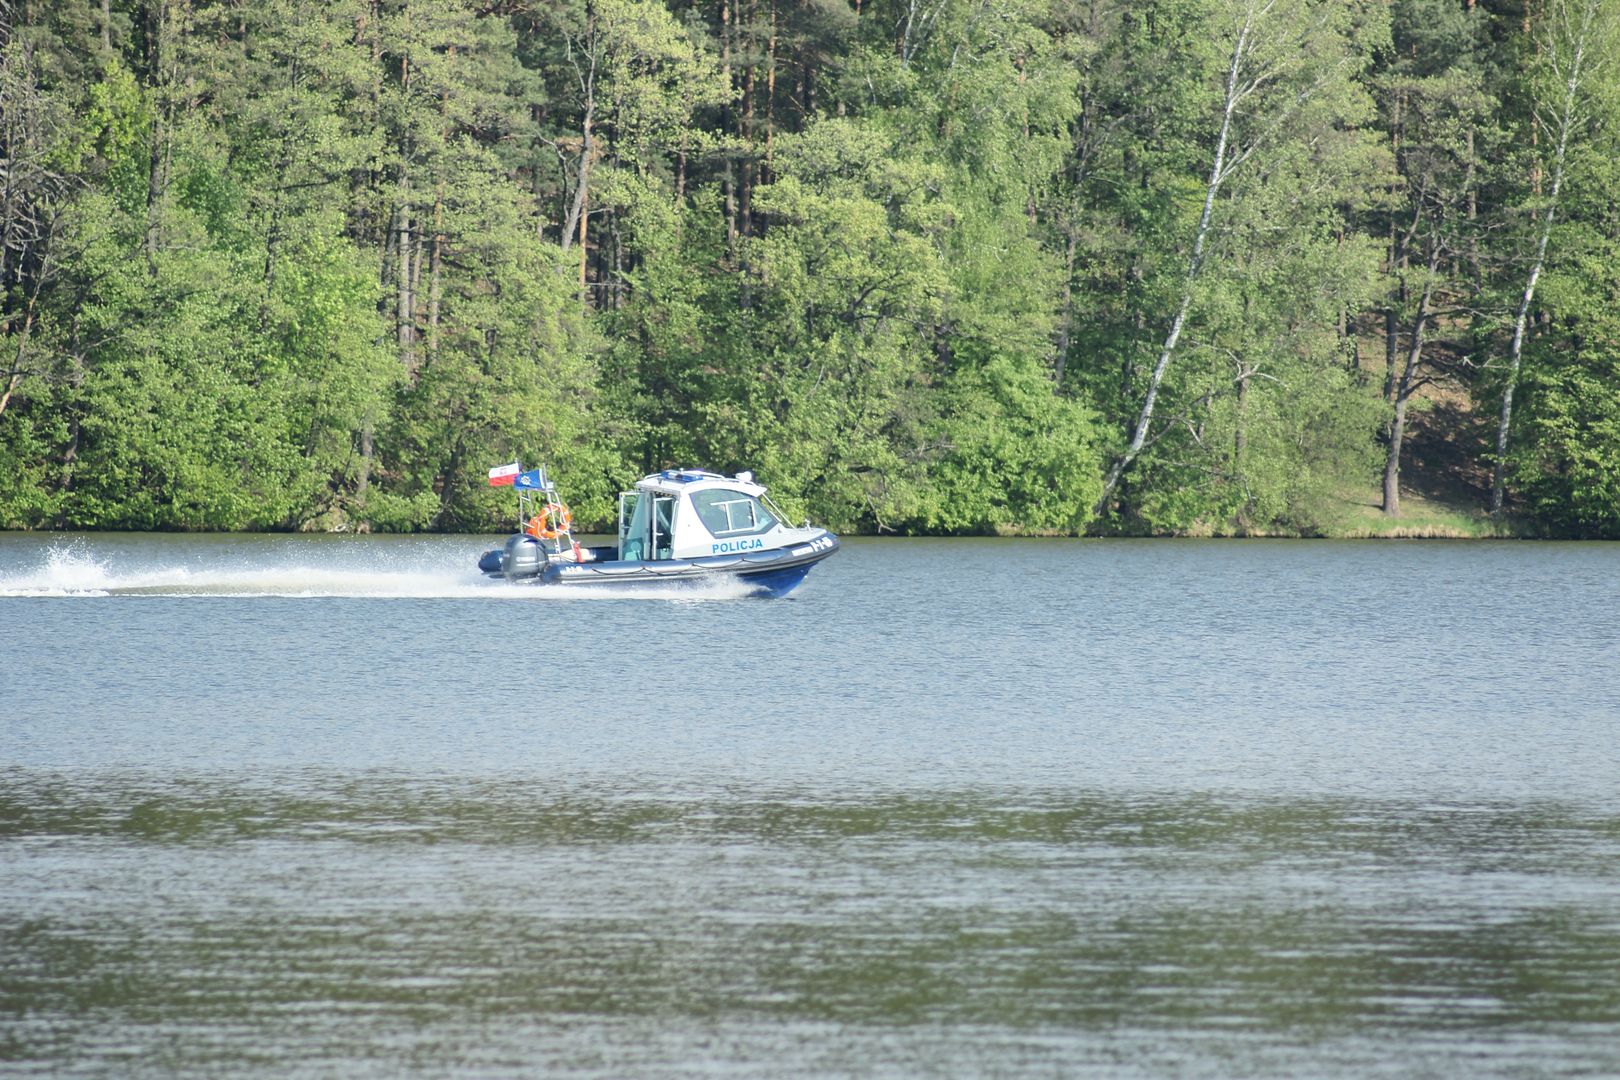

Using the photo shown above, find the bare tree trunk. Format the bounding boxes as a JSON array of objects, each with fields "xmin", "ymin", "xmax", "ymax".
[
  {"xmin": 1383, "ymin": 307, "xmax": 1398, "ymax": 401},
  {"xmin": 397, "ymin": 194, "xmax": 414, "ymax": 368},
  {"xmin": 1055, "ymin": 224, "xmax": 1077, "ymax": 385},
  {"xmin": 560, "ymin": 113, "xmax": 592, "ymax": 252},
  {"xmin": 741, "ymin": 0, "xmax": 756, "ymax": 237},
  {"xmin": 355, "ymin": 0, "xmax": 383, "ymax": 248},
  {"xmin": 794, "ymin": 56, "xmax": 806, "ymax": 134},
  {"xmin": 1465, "ymin": 129, "xmax": 1482, "ymax": 287},
  {"xmin": 721, "ymin": 0, "xmax": 737, "ymax": 246},
  {"xmin": 765, "ymin": 1, "xmax": 776, "ymax": 177},
  {"xmin": 380, "ymin": 211, "xmax": 396, "ymax": 289},
  {"xmin": 426, "ymin": 53, "xmax": 449, "ymax": 356},
  {"xmin": 559, "ymin": 42, "xmax": 595, "ymax": 302},
  {"xmin": 1234, "ymin": 367, "xmax": 1250, "ymax": 465},
  {"xmin": 0, "ymin": 294, "xmax": 38, "ymax": 420},
  {"xmin": 0, "ymin": 370, "xmax": 23, "ymax": 418},
  {"xmin": 144, "ymin": 1, "xmax": 167, "ymax": 276},
  {"xmin": 0, "ymin": 68, "xmax": 16, "ymax": 291},
  {"xmin": 1491, "ymin": 0, "xmax": 1592, "ymax": 514},
  {"xmin": 263, "ymin": 68, "xmax": 299, "ymax": 295},
  {"xmin": 357, "ymin": 424, "xmax": 372, "ymax": 504},
  {"xmin": 1382, "ymin": 393, "xmax": 1409, "ymax": 515},
  {"xmin": 1093, "ymin": 6, "xmax": 1253, "ymax": 516},
  {"xmin": 357, "ymin": 392, "xmax": 375, "ymax": 531},
  {"xmin": 576, "ymin": 153, "xmax": 589, "ymax": 293},
  {"xmin": 396, "ymin": 52, "xmax": 415, "ymax": 370},
  {"xmin": 410, "ymin": 220, "xmax": 424, "ymax": 324},
  {"xmin": 428, "ymin": 193, "xmax": 442, "ymax": 360},
  {"xmin": 1383, "ymin": 253, "xmax": 1439, "ymax": 517},
  {"xmin": 1383, "ymin": 86, "xmax": 1404, "ymax": 402}
]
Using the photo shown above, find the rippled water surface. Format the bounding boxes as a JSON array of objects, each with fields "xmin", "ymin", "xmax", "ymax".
[{"xmin": 3, "ymin": 533, "xmax": 1619, "ymax": 1077}]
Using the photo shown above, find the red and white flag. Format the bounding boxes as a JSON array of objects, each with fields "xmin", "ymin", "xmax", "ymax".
[{"xmin": 487, "ymin": 462, "xmax": 521, "ymax": 486}]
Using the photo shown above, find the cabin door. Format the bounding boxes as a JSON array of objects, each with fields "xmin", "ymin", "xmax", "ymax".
[{"xmin": 617, "ymin": 492, "xmax": 677, "ymax": 561}]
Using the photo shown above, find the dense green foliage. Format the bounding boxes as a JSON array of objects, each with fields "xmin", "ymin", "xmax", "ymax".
[{"xmin": 2, "ymin": 0, "xmax": 1618, "ymax": 534}]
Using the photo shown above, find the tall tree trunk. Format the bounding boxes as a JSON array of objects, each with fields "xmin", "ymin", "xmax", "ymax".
[
  {"xmin": 357, "ymin": 423, "xmax": 372, "ymax": 524},
  {"xmin": 764, "ymin": 1, "xmax": 776, "ymax": 177},
  {"xmin": 143, "ymin": 1, "xmax": 167, "ymax": 276},
  {"xmin": 1491, "ymin": 0, "xmax": 1591, "ymax": 514},
  {"xmin": 263, "ymin": 81, "xmax": 298, "ymax": 295},
  {"xmin": 1465, "ymin": 129, "xmax": 1482, "ymax": 287},
  {"xmin": 0, "ymin": 248, "xmax": 48, "ymax": 419},
  {"xmin": 612, "ymin": 209, "xmax": 623, "ymax": 309},
  {"xmin": 1383, "ymin": 252, "xmax": 1439, "ymax": 517},
  {"xmin": 62, "ymin": 413, "xmax": 80, "ymax": 496},
  {"xmin": 0, "ymin": 370, "xmax": 23, "ymax": 419},
  {"xmin": 1383, "ymin": 390, "xmax": 1411, "ymax": 516},
  {"xmin": 1384, "ymin": 85, "xmax": 1404, "ymax": 402},
  {"xmin": 427, "ymin": 52, "xmax": 449, "ymax": 355},
  {"xmin": 351, "ymin": 0, "xmax": 383, "ymax": 248},
  {"xmin": 560, "ymin": 111, "xmax": 592, "ymax": 253},
  {"xmin": 396, "ymin": 52, "xmax": 415, "ymax": 371},
  {"xmin": 1233, "ymin": 366, "xmax": 1252, "ymax": 526},
  {"xmin": 795, "ymin": 56, "xmax": 806, "ymax": 134},
  {"xmin": 721, "ymin": 0, "xmax": 737, "ymax": 245},
  {"xmin": 0, "ymin": 303, "xmax": 35, "ymax": 419},
  {"xmin": 1093, "ymin": 6, "xmax": 1253, "ymax": 516},
  {"xmin": 1055, "ymin": 224, "xmax": 1077, "ymax": 385},
  {"xmin": 397, "ymin": 193, "xmax": 414, "ymax": 369},
  {"xmin": 559, "ymin": 36, "xmax": 595, "ymax": 303},
  {"xmin": 410, "ymin": 223, "xmax": 424, "ymax": 326},
  {"xmin": 428, "ymin": 193, "xmax": 442, "ymax": 360},
  {"xmin": 576, "ymin": 152, "xmax": 590, "ymax": 293},
  {"xmin": 741, "ymin": 0, "xmax": 756, "ymax": 237},
  {"xmin": 1383, "ymin": 307, "xmax": 1398, "ymax": 401},
  {"xmin": 1336, "ymin": 224, "xmax": 1350, "ymax": 353}
]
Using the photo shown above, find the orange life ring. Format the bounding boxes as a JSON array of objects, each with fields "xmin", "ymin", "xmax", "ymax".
[{"xmin": 534, "ymin": 502, "xmax": 573, "ymax": 540}]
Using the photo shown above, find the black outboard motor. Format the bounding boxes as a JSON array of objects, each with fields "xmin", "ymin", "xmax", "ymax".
[{"xmin": 500, "ymin": 533, "xmax": 548, "ymax": 580}]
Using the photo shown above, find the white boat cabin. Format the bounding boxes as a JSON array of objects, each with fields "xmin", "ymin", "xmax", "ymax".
[{"xmin": 618, "ymin": 469, "xmax": 807, "ymax": 561}]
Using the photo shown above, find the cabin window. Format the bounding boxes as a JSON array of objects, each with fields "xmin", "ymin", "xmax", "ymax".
[{"xmin": 693, "ymin": 489, "xmax": 776, "ymax": 537}]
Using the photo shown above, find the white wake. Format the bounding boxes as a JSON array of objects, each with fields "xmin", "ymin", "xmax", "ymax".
[{"xmin": 0, "ymin": 540, "xmax": 755, "ymax": 600}]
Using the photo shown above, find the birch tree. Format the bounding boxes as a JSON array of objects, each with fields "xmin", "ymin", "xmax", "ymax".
[
  {"xmin": 1092, "ymin": 0, "xmax": 1381, "ymax": 516},
  {"xmin": 0, "ymin": 28, "xmax": 73, "ymax": 421},
  {"xmin": 1489, "ymin": 0, "xmax": 1618, "ymax": 515}
]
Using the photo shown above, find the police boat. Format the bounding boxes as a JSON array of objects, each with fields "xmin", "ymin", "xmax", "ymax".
[{"xmin": 476, "ymin": 464, "xmax": 839, "ymax": 597}]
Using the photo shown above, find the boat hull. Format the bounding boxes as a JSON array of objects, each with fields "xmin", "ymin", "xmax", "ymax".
[{"xmin": 479, "ymin": 531, "xmax": 838, "ymax": 597}]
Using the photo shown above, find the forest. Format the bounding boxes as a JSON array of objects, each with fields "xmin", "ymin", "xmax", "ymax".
[{"xmin": 2, "ymin": 0, "xmax": 1619, "ymax": 536}]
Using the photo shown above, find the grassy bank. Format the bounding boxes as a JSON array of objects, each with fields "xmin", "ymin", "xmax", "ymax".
[{"xmin": 1309, "ymin": 490, "xmax": 1523, "ymax": 539}]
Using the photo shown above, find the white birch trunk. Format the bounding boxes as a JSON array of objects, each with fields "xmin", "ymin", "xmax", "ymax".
[
  {"xmin": 1491, "ymin": 0, "xmax": 1596, "ymax": 514},
  {"xmin": 1093, "ymin": 6, "xmax": 1254, "ymax": 516}
]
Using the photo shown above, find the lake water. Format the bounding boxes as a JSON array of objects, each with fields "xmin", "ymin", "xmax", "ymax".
[{"xmin": 2, "ymin": 533, "xmax": 1619, "ymax": 1077}]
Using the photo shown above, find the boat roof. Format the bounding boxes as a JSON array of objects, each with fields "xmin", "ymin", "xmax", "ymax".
[{"xmin": 634, "ymin": 468, "xmax": 767, "ymax": 498}]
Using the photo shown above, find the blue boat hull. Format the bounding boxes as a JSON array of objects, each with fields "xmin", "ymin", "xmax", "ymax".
[{"xmin": 478, "ymin": 532, "xmax": 838, "ymax": 597}]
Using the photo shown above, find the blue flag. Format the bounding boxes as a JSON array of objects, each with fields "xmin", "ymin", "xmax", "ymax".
[{"xmin": 512, "ymin": 468, "xmax": 546, "ymax": 490}]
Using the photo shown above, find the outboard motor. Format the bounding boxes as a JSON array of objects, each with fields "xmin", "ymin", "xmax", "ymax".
[{"xmin": 501, "ymin": 533, "xmax": 548, "ymax": 580}]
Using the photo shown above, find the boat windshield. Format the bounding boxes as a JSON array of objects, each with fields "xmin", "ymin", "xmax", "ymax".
[{"xmin": 692, "ymin": 488, "xmax": 776, "ymax": 537}]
